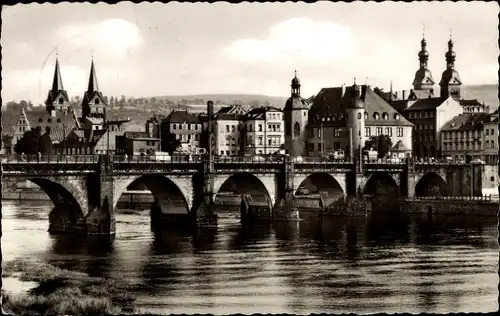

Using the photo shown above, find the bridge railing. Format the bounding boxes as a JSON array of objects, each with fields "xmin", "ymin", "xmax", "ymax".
[
  {"xmin": 297, "ymin": 157, "xmax": 351, "ymax": 164},
  {"xmin": 112, "ymin": 154, "xmax": 203, "ymax": 164},
  {"xmin": 407, "ymin": 195, "xmax": 493, "ymax": 202},
  {"xmin": 1, "ymin": 154, "xmax": 100, "ymax": 164},
  {"xmin": 213, "ymin": 155, "xmax": 284, "ymax": 164}
]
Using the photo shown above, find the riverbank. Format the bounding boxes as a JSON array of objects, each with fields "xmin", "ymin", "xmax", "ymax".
[{"xmin": 1, "ymin": 259, "xmax": 136, "ymax": 315}]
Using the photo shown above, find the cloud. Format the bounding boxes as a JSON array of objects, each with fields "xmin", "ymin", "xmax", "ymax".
[
  {"xmin": 56, "ymin": 18, "xmax": 143, "ymax": 56},
  {"xmin": 223, "ymin": 17, "xmax": 353, "ymax": 66}
]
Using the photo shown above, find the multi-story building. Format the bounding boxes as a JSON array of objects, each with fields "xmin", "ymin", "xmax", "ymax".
[
  {"xmin": 307, "ymin": 80, "xmax": 413, "ymax": 158},
  {"xmin": 115, "ymin": 131, "xmax": 160, "ymax": 155},
  {"xmin": 213, "ymin": 105, "xmax": 245, "ymax": 156},
  {"xmin": 440, "ymin": 113, "xmax": 491, "ymax": 161},
  {"xmin": 483, "ymin": 110, "xmax": 499, "ymax": 164},
  {"xmin": 162, "ymin": 110, "xmax": 202, "ymax": 153},
  {"xmin": 404, "ymin": 96, "xmax": 463, "ymax": 158},
  {"xmin": 243, "ymin": 106, "xmax": 285, "ymax": 155}
]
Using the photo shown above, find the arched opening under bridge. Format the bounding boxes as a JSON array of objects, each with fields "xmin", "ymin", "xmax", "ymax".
[
  {"xmin": 415, "ymin": 172, "xmax": 448, "ymax": 197},
  {"xmin": 295, "ymin": 173, "xmax": 344, "ymax": 210}
]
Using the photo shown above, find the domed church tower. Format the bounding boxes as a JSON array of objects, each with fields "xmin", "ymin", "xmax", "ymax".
[
  {"xmin": 284, "ymin": 70, "xmax": 309, "ymax": 157},
  {"xmin": 439, "ymin": 37, "xmax": 462, "ymax": 100},
  {"xmin": 412, "ymin": 35, "xmax": 435, "ymax": 95}
]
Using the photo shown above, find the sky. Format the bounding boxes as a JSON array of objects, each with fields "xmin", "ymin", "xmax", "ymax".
[{"xmin": 1, "ymin": 2, "xmax": 498, "ymax": 105}]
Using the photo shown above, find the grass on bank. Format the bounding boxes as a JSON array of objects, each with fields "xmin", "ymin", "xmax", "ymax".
[{"xmin": 2, "ymin": 259, "xmax": 136, "ymax": 315}]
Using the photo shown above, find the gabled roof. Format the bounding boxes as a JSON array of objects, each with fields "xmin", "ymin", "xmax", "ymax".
[
  {"xmin": 409, "ymin": 89, "xmax": 432, "ymax": 100},
  {"xmin": 46, "ymin": 125, "xmax": 74, "ymax": 142},
  {"xmin": 310, "ymin": 85, "xmax": 412, "ymax": 127},
  {"xmin": 214, "ymin": 113, "xmax": 240, "ymax": 121},
  {"xmin": 217, "ymin": 104, "xmax": 247, "ymax": 116},
  {"xmin": 71, "ymin": 129, "xmax": 86, "ymax": 139},
  {"xmin": 404, "ymin": 97, "xmax": 447, "ymax": 111},
  {"xmin": 441, "ymin": 113, "xmax": 490, "ymax": 131},
  {"xmin": 25, "ymin": 109, "xmax": 79, "ymax": 133},
  {"xmin": 165, "ymin": 110, "xmax": 200, "ymax": 123},
  {"xmin": 390, "ymin": 140, "xmax": 411, "ymax": 152}
]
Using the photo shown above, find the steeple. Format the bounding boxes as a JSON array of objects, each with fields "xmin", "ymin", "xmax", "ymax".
[
  {"xmin": 412, "ymin": 32, "xmax": 434, "ymax": 94},
  {"xmin": 87, "ymin": 58, "xmax": 100, "ymax": 94},
  {"xmin": 51, "ymin": 57, "xmax": 64, "ymax": 93},
  {"xmin": 45, "ymin": 55, "xmax": 70, "ymax": 112},
  {"xmin": 81, "ymin": 56, "xmax": 107, "ymax": 120}
]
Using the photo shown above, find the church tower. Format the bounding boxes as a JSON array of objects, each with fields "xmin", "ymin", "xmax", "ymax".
[
  {"xmin": 345, "ymin": 80, "xmax": 365, "ymax": 158},
  {"xmin": 284, "ymin": 70, "xmax": 309, "ymax": 157},
  {"xmin": 45, "ymin": 57, "xmax": 70, "ymax": 113},
  {"xmin": 81, "ymin": 58, "xmax": 107, "ymax": 120},
  {"xmin": 412, "ymin": 35, "xmax": 435, "ymax": 95},
  {"xmin": 439, "ymin": 37, "xmax": 462, "ymax": 100}
]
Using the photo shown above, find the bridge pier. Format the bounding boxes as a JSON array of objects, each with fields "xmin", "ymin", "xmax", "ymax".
[{"xmin": 48, "ymin": 196, "xmax": 86, "ymax": 234}]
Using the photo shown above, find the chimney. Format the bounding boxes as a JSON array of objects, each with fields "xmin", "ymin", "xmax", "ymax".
[
  {"xmin": 486, "ymin": 106, "xmax": 490, "ymax": 114},
  {"xmin": 402, "ymin": 90, "xmax": 406, "ymax": 100}
]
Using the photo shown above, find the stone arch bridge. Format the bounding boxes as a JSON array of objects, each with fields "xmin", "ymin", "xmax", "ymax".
[{"xmin": 1, "ymin": 155, "xmax": 482, "ymax": 235}]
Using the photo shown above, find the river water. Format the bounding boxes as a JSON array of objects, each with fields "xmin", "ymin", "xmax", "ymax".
[{"xmin": 1, "ymin": 200, "xmax": 498, "ymax": 314}]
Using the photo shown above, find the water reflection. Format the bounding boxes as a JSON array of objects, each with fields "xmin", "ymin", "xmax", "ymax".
[{"xmin": 2, "ymin": 200, "xmax": 498, "ymax": 314}]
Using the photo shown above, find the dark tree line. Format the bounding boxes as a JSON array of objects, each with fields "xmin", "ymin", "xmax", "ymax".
[{"xmin": 14, "ymin": 126, "xmax": 52, "ymax": 154}]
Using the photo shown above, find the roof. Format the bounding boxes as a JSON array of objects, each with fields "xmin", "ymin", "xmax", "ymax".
[
  {"xmin": 46, "ymin": 125, "xmax": 74, "ymax": 142},
  {"xmin": 25, "ymin": 108, "xmax": 79, "ymax": 133},
  {"xmin": 284, "ymin": 95, "xmax": 308, "ymax": 110},
  {"xmin": 214, "ymin": 113, "xmax": 240, "ymax": 121},
  {"xmin": 85, "ymin": 117, "xmax": 104, "ymax": 124},
  {"xmin": 404, "ymin": 97, "xmax": 447, "ymax": 111},
  {"xmin": 310, "ymin": 85, "xmax": 413, "ymax": 127},
  {"xmin": 441, "ymin": 113, "xmax": 490, "ymax": 131},
  {"xmin": 123, "ymin": 131, "xmax": 150, "ymax": 139},
  {"xmin": 71, "ymin": 130, "xmax": 85, "ymax": 138},
  {"xmin": 217, "ymin": 104, "xmax": 247, "ymax": 116},
  {"xmin": 244, "ymin": 106, "xmax": 283, "ymax": 120},
  {"xmin": 460, "ymin": 99, "xmax": 483, "ymax": 107},
  {"xmin": 165, "ymin": 110, "xmax": 200, "ymax": 123},
  {"xmin": 390, "ymin": 140, "xmax": 411, "ymax": 152}
]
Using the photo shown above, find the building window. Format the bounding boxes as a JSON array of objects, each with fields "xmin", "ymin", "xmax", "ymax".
[
  {"xmin": 364, "ymin": 112, "xmax": 368, "ymax": 120},
  {"xmin": 259, "ymin": 124, "xmax": 263, "ymax": 132},
  {"xmin": 382, "ymin": 112, "xmax": 389, "ymax": 120},
  {"xmin": 258, "ymin": 137, "xmax": 263, "ymax": 145},
  {"xmin": 486, "ymin": 129, "xmax": 489, "ymax": 136},
  {"xmin": 492, "ymin": 140, "xmax": 495, "ymax": 148},
  {"xmin": 373, "ymin": 112, "xmax": 380, "ymax": 120},
  {"xmin": 334, "ymin": 128, "xmax": 340, "ymax": 137},
  {"xmin": 188, "ymin": 124, "xmax": 191, "ymax": 131},
  {"xmin": 232, "ymin": 125, "xmax": 236, "ymax": 132},
  {"xmin": 303, "ymin": 112, "xmax": 307, "ymax": 117},
  {"xmin": 294, "ymin": 122, "xmax": 300, "ymax": 137},
  {"xmin": 358, "ymin": 113, "xmax": 362, "ymax": 119},
  {"xmin": 317, "ymin": 128, "xmax": 322, "ymax": 138},
  {"xmin": 226, "ymin": 125, "xmax": 230, "ymax": 133},
  {"xmin": 95, "ymin": 98, "xmax": 100, "ymax": 105},
  {"xmin": 365, "ymin": 127, "xmax": 371, "ymax": 137},
  {"xmin": 396, "ymin": 128, "xmax": 403, "ymax": 137},
  {"xmin": 491, "ymin": 128, "xmax": 495, "ymax": 135},
  {"xmin": 491, "ymin": 176, "xmax": 495, "ymax": 182},
  {"xmin": 268, "ymin": 139, "xmax": 272, "ymax": 146},
  {"xmin": 173, "ymin": 124, "xmax": 176, "ymax": 130},
  {"xmin": 318, "ymin": 143, "xmax": 322, "ymax": 152},
  {"xmin": 385, "ymin": 127, "xmax": 392, "ymax": 137},
  {"xmin": 376, "ymin": 127, "xmax": 382, "ymax": 136}
]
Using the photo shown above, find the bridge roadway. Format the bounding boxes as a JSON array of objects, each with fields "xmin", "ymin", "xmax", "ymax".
[{"xmin": 1, "ymin": 154, "xmax": 481, "ymax": 236}]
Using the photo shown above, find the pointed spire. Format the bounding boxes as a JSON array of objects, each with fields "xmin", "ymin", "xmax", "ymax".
[
  {"xmin": 51, "ymin": 57, "xmax": 64, "ymax": 92},
  {"xmin": 87, "ymin": 57, "xmax": 99, "ymax": 93}
]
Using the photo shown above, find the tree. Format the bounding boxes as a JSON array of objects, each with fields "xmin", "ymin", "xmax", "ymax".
[
  {"xmin": 160, "ymin": 121, "xmax": 181, "ymax": 154},
  {"xmin": 14, "ymin": 127, "xmax": 43, "ymax": 154},
  {"xmin": 363, "ymin": 135, "xmax": 392, "ymax": 158}
]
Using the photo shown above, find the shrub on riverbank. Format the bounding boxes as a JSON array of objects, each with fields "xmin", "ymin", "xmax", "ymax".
[{"xmin": 2, "ymin": 259, "xmax": 135, "ymax": 315}]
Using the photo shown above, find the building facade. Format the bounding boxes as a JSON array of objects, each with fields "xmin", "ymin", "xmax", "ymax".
[
  {"xmin": 243, "ymin": 106, "xmax": 285, "ymax": 155},
  {"xmin": 307, "ymin": 81, "xmax": 413, "ymax": 158},
  {"xmin": 284, "ymin": 72, "xmax": 309, "ymax": 157},
  {"xmin": 163, "ymin": 110, "xmax": 202, "ymax": 153}
]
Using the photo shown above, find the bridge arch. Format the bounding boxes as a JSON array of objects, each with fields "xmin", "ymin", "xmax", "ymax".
[
  {"xmin": 363, "ymin": 172, "xmax": 399, "ymax": 197},
  {"xmin": 113, "ymin": 174, "xmax": 193, "ymax": 214},
  {"xmin": 213, "ymin": 173, "xmax": 274, "ymax": 207},
  {"xmin": 295, "ymin": 173, "xmax": 345, "ymax": 206},
  {"xmin": 26, "ymin": 177, "xmax": 87, "ymax": 233},
  {"xmin": 415, "ymin": 172, "xmax": 448, "ymax": 197}
]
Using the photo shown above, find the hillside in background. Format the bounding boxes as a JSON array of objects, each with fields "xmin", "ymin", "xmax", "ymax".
[
  {"xmin": 460, "ymin": 84, "xmax": 498, "ymax": 110},
  {"xmin": 152, "ymin": 94, "xmax": 289, "ymax": 108}
]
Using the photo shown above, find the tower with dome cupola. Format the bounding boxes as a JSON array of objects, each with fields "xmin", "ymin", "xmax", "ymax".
[
  {"xmin": 284, "ymin": 70, "xmax": 309, "ymax": 157},
  {"xmin": 412, "ymin": 34, "xmax": 435, "ymax": 95},
  {"xmin": 439, "ymin": 36, "xmax": 462, "ymax": 100}
]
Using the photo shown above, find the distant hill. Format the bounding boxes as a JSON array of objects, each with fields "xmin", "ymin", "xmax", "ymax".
[
  {"xmin": 153, "ymin": 94, "xmax": 289, "ymax": 108},
  {"xmin": 460, "ymin": 84, "xmax": 498, "ymax": 110}
]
